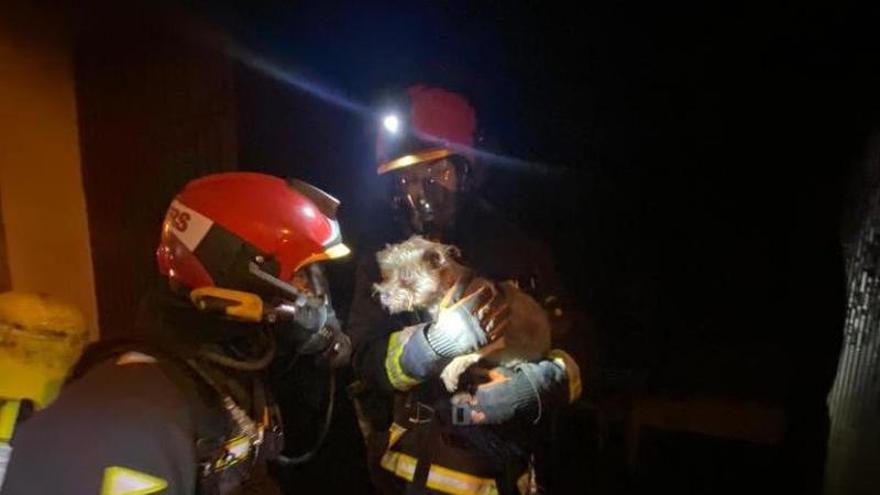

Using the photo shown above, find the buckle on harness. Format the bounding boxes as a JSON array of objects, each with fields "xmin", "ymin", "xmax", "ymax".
[{"xmin": 408, "ymin": 401, "xmax": 435, "ymax": 424}]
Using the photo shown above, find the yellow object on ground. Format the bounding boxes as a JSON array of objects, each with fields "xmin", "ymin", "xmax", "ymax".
[{"xmin": 0, "ymin": 291, "xmax": 88, "ymax": 409}]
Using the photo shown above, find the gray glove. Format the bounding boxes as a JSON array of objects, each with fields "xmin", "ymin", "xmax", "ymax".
[
  {"xmin": 400, "ymin": 279, "xmax": 509, "ymax": 381},
  {"xmin": 450, "ymin": 358, "xmax": 572, "ymax": 425},
  {"xmin": 314, "ymin": 314, "xmax": 352, "ymax": 369}
]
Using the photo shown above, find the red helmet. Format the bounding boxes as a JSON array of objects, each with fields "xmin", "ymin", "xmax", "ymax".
[
  {"xmin": 156, "ymin": 172, "xmax": 349, "ymax": 320},
  {"xmin": 376, "ymin": 85, "xmax": 477, "ymax": 175}
]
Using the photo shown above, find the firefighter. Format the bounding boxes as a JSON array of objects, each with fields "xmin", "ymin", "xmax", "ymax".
[
  {"xmin": 2, "ymin": 172, "xmax": 352, "ymax": 495},
  {"xmin": 348, "ymin": 85, "xmax": 582, "ymax": 494}
]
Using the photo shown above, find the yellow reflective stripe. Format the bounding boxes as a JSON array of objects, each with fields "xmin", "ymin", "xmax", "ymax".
[
  {"xmin": 385, "ymin": 330, "xmax": 421, "ymax": 391},
  {"xmin": 380, "ymin": 444, "xmax": 509, "ymax": 495},
  {"xmin": 548, "ymin": 349, "xmax": 582, "ymax": 403},
  {"xmin": 388, "ymin": 422, "xmax": 407, "ymax": 448},
  {"xmin": 0, "ymin": 400, "xmax": 21, "ymax": 442},
  {"xmin": 426, "ymin": 464, "xmax": 499, "ymax": 495},
  {"xmin": 380, "ymin": 450, "xmax": 417, "ymax": 481},
  {"xmin": 101, "ymin": 466, "xmax": 167, "ymax": 495}
]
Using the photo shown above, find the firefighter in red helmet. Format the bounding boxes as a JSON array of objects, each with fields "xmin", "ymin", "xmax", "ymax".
[
  {"xmin": 348, "ymin": 86, "xmax": 582, "ymax": 494},
  {"xmin": 375, "ymin": 84, "xmax": 479, "ymax": 238},
  {"xmin": 3, "ymin": 172, "xmax": 352, "ymax": 495}
]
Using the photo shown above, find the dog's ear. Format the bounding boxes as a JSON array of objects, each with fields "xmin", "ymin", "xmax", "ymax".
[{"xmin": 422, "ymin": 248, "xmax": 444, "ymax": 269}]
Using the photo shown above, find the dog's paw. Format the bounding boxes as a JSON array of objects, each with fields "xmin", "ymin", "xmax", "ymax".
[{"xmin": 441, "ymin": 353, "xmax": 482, "ymax": 392}]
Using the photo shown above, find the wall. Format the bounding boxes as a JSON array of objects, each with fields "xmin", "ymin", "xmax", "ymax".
[
  {"xmin": 75, "ymin": 7, "xmax": 238, "ymax": 338},
  {"xmin": 0, "ymin": 5, "xmax": 99, "ymax": 336}
]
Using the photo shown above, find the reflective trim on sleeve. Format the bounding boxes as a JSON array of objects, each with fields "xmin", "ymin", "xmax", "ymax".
[
  {"xmin": 385, "ymin": 329, "xmax": 422, "ymax": 391},
  {"xmin": 548, "ymin": 349, "xmax": 583, "ymax": 403}
]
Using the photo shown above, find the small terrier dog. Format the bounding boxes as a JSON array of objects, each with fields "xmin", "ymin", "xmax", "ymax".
[{"xmin": 374, "ymin": 235, "xmax": 551, "ymax": 391}]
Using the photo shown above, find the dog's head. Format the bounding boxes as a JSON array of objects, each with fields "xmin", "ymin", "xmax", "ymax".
[{"xmin": 373, "ymin": 235, "xmax": 466, "ymax": 314}]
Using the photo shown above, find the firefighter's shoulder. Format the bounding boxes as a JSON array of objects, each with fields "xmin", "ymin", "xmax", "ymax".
[{"xmin": 3, "ymin": 355, "xmax": 199, "ymax": 494}]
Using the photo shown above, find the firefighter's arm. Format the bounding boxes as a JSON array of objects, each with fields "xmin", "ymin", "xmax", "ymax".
[
  {"xmin": 350, "ymin": 257, "xmax": 504, "ymax": 392},
  {"xmin": 2, "ymin": 359, "xmax": 198, "ymax": 495},
  {"xmin": 388, "ymin": 279, "xmax": 512, "ymax": 391},
  {"xmin": 349, "ymin": 254, "xmax": 404, "ymax": 393},
  {"xmin": 450, "ymin": 350, "xmax": 582, "ymax": 425},
  {"xmin": 353, "ymin": 305, "xmax": 457, "ymax": 391}
]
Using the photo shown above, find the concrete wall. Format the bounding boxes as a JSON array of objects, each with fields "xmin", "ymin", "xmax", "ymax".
[{"xmin": 0, "ymin": 5, "xmax": 99, "ymax": 337}]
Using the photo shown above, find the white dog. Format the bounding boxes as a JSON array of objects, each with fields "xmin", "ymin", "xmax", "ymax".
[{"xmin": 373, "ymin": 235, "xmax": 551, "ymax": 391}]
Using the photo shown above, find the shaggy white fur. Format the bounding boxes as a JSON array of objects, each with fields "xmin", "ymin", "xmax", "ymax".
[{"xmin": 374, "ymin": 235, "xmax": 551, "ymax": 391}]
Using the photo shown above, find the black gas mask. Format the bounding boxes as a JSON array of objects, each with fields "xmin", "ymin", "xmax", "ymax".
[
  {"xmin": 253, "ymin": 262, "xmax": 351, "ymax": 370},
  {"xmin": 190, "ymin": 260, "xmax": 351, "ymax": 370},
  {"xmin": 388, "ymin": 158, "xmax": 465, "ymax": 238}
]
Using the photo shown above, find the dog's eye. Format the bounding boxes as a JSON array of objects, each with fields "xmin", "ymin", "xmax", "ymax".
[{"xmin": 422, "ymin": 249, "xmax": 442, "ymax": 269}]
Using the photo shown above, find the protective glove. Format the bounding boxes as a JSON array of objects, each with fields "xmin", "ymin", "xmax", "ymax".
[
  {"xmin": 276, "ymin": 300, "xmax": 351, "ymax": 369},
  {"xmin": 398, "ymin": 278, "xmax": 509, "ymax": 381},
  {"xmin": 450, "ymin": 351, "xmax": 581, "ymax": 425},
  {"xmin": 313, "ymin": 314, "xmax": 351, "ymax": 369}
]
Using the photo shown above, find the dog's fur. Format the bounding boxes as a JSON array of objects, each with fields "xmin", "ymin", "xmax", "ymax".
[{"xmin": 374, "ymin": 235, "xmax": 551, "ymax": 391}]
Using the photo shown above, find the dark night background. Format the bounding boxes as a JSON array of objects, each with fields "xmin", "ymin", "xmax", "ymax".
[{"xmin": 67, "ymin": 1, "xmax": 880, "ymax": 493}]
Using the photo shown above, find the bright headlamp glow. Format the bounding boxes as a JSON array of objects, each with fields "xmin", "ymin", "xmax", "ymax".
[{"xmin": 382, "ymin": 114, "xmax": 401, "ymax": 135}]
